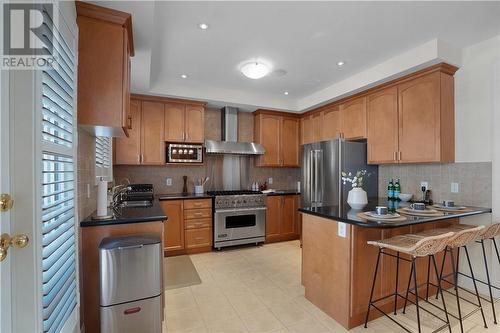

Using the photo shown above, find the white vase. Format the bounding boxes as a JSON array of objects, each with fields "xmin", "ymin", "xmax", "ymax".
[{"xmin": 347, "ymin": 187, "xmax": 368, "ymax": 210}]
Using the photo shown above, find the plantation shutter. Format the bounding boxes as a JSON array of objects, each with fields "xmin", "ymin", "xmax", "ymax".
[
  {"xmin": 40, "ymin": 7, "xmax": 77, "ymax": 333},
  {"xmin": 95, "ymin": 136, "xmax": 113, "ymax": 181}
]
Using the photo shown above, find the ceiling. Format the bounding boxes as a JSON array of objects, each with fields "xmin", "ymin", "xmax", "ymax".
[{"xmin": 90, "ymin": 1, "xmax": 500, "ymax": 112}]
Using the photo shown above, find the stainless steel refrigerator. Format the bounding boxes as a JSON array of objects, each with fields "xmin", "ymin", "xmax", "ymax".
[{"xmin": 301, "ymin": 138, "xmax": 378, "ymax": 207}]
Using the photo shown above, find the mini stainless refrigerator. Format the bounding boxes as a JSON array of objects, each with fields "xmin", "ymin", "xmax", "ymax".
[{"xmin": 99, "ymin": 234, "xmax": 162, "ymax": 333}]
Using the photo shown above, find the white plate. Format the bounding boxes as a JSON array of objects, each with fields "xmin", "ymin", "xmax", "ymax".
[
  {"xmin": 365, "ymin": 211, "xmax": 401, "ymax": 219},
  {"xmin": 433, "ymin": 204, "xmax": 467, "ymax": 210},
  {"xmin": 402, "ymin": 207, "xmax": 439, "ymax": 214}
]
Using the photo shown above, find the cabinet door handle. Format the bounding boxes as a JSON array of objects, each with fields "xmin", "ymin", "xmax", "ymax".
[
  {"xmin": 127, "ymin": 116, "xmax": 132, "ymax": 130},
  {"xmin": 194, "ymin": 237, "xmax": 205, "ymax": 241},
  {"xmin": 137, "ymin": 154, "xmax": 140, "ymax": 163},
  {"xmin": 194, "ymin": 212, "xmax": 203, "ymax": 216},
  {"xmin": 394, "ymin": 151, "xmax": 397, "ymax": 161},
  {"xmin": 398, "ymin": 151, "xmax": 401, "ymax": 161}
]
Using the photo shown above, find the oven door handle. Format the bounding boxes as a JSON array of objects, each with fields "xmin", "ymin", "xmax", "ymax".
[{"xmin": 215, "ymin": 207, "xmax": 267, "ymax": 213}]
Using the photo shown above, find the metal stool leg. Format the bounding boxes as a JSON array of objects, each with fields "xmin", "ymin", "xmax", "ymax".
[
  {"xmin": 464, "ymin": 245, "xmax": 488, "ymax": 328},
  {"xmin": 432, "ymin": 254, "xmax": 452, "ymax": 333},
  {"xmin": 481, "ymin": 240, "xmax": 497, "ymax": 324},
  {"xmin": 450, "ymin": 248, "xmax": 464, "ymax": 333},
  {"xmin": 402, "ymin": 261, "xmax": 414, "ymax": 314},
  {"xmin": 364, "ymin": 248, "xmax": 382, "ymax": 328},
  {"xmin": 394, "ymin": 251, "xmax": 400, "ymax": 315},
  {"xmin": 494, "ymin": 238, "xmax": 500, "ymax": 265},
  {"xmin": 436, "ymin": 248, "xmax": 448, "ymax": 300},
  {"xmin": 425, "ymin": 255, "xmax": 431, "ymax": 301},
  {"xmin": 412, "ymin": 257, "xmax": 422, "ymax": 333}
]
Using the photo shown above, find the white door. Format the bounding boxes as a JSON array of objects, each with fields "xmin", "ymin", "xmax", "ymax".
[{"xmin": 0, "ymin": 2, "xmax": 79, "ymax": 332}]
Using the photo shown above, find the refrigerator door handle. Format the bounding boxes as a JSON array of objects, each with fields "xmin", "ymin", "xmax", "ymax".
[
  {"xmin": 314, "ymin": 151, "xmax": 319, "ymax": 205},
  {"xmin": 309, "ymin": 150, "xmax": 314, "ymax": 204}
]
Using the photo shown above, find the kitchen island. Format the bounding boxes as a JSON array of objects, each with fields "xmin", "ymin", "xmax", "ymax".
[
  {"xmin": 80, "ymin": 200, "xmax": 167, "ymax": 333},
  {"xmin": 299, "ymin": 199, "xmax": 491, "ymax": 329}
]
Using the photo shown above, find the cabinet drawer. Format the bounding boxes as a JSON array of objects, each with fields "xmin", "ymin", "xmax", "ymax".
[
  {"xmin": 185, "ymin": 218, "xmax": 212, "ymax": 230},
  {"xmin": 184, "ymin": 199, "xmax": 212, "ymax": 210},
  {"xmin": 184, "ymin": 208, "xmax": 212, "ymax": 220},
  {"xmin": 185, "ymin": 228, "xmax": 212, "ymax": 249}
]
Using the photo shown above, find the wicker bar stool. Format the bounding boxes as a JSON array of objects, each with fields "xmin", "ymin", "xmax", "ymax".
[
  {"xmin": 413, "ymin": 224, "xmax": 488, "ymax": 333},
  {"xmin": 364, "ymin": 231, "xmax": 455, "ymax": 333}
]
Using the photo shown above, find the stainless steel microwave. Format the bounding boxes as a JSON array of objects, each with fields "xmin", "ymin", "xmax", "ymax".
[{"xmin": 166, "ymin": 143, "xmax": 203, "ymax": 163}]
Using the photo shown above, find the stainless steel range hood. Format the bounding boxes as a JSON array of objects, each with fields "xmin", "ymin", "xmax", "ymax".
[{"xmin": 205, "ymin": 107, "xmax": 265, "ymax": 155}]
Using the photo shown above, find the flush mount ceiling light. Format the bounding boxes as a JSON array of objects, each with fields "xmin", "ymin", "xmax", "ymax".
[
  {"xmin": 337, "ymin": 61, "xmax": 345, "ymax": 67},
  {"xmin": 198, "ymin": 23, "xmax": 209, "ymax": 30},
  {"xmin": 240, "ymin": 62, "xmax": 270, "ymax": 80},
  {"xmin": 284, "ymin": 91, "xmax": 289, "ymax": 95},
  {"xmin": 181, "ymin": 74, "xmax": 188, "ymax": 79}
]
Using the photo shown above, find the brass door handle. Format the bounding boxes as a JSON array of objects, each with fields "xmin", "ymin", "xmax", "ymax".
[
  {"xmin": 0, "ymin": 194, "xmax": 13, "ymax": 212},
  {"xmin": 0, "ymin": 233, "xmax": 29, "ymax": 262}
]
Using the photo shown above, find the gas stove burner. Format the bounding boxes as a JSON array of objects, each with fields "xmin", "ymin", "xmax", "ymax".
[{"xmin": 206, "ymin": 190, "xmax": 262, "ymax": 196}]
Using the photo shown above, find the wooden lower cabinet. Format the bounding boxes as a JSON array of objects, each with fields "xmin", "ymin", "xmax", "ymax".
[
  {"xmin": 80, "ymin": 221, "xmax": 164, "ymax": 333},
  {"xmin": 301, "ymin": 213, "xmax": 458, "ymax": 329},
  {"xmin": 160, "ymin": 200, "xmax": 184, "ymax": 253},
  {"xmin": 266, "ymin": 195, "xmax": 300, "ymax": 243},
  {"xmin": 161, "ymin": 198, "xmax": 213, "ymax": 256}
]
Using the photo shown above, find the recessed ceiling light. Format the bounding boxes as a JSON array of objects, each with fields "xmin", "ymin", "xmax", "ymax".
[
  {"xmin": 181, "ymin": 74, "xmax": 188, "ymax": 79},
  {"xmin": 337, "ymin": 61, "xmax": 345, "ymax": 67},
  {"xmin": 198, "ymin": 23, "xmax": 209, "ymax": 30},
  {"xmin": 284, "ymin": 91, "xmax": 289, "ymax": 95},
  {"xmin": 240, "ymin": 62, "xmax": 270, "ymax": 80}
]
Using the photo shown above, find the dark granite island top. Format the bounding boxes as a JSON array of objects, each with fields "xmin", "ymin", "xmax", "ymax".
[
  {"xmin": 299, "ymin": 198, "xmax": 491, "ymax": 228},
  {"xmin": 157, "ymin": 193, "xmax": 213, "ymax": 200},
  {"xmin": 80, "ymin": 199, "xmax": 167, "ymax": 227}
]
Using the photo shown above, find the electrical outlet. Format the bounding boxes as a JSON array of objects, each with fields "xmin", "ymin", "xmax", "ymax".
[
  {"xmin": 268, "ymin": 177, "xmax": 273, "ymax": 185},
  {"xmin": 166, "ymin": 178, "xmax": 172, "ymax": 186},
  {"xmin": 338, "ymin": 222, "xmax": 346, "ymax": 238},
  {"xmin": 420, "ymin": 181, "xmax": 429, "ymax": 191},
  {"xmin": 451, "ymin": 182, "xmax": 459, "ymax": 193}
]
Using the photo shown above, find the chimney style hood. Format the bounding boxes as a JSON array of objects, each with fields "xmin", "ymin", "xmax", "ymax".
[{"xmin": 205, "ymin": 107, "xmax": 265, "ymax": 155}]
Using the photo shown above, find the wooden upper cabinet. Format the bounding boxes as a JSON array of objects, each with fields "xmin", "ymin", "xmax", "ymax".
[
  {"xmin": 164, "ymin": 103, "xmax": 185, "ymax": 142},
  {"xmin": 312, "ymin": 112, "xmax": 324, "ymax": 142},
  {"xmin": 301, "ymin": 116, "xmax": 313, "ymax": 145},
  {"xmin": 398, "ymin": 71, "xmax": 454, "ymax": 163},
  {"xmin": 185, "ymin": 105, "xmax": 205, "ymax": 143},
  {"xmin": 340, "ymin": 97, "xmax": 367, "ymax": 140},
  {"xmin": 160, "ymin": 200, "xmax": 184, "ymax": 252},
  {"xmin": 254, "ymin": 111, "xmax": 300, "ymax": 167},
  {"xmin": 281, "ymin": 117, "xmax": 300, "ymax": 167},
  {"xmin": 76, "ymin": 2, "xmax": 134, "ymax": 137},
  {"xmin": 256, "ymin": 114, "xmax": 281, "ymax": 167},
  {"xmin": 367, "ymin": 87, "xmax": 399, "ymax": 164},
  {"xmin": 115, "ymin": 99, "xmax": 141, "ymax": 165},
  {"xmin": 141, "ymin": 101, "xmax": 165, "ymax": 164},
  {"xmin": 322, "ymin": 106, "xmax": 341, "ymax": 140}
]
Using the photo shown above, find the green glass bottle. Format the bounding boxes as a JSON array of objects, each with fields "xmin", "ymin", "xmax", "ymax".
[
  {"xmin": 394, "ymin": 179, "xmax": 401, "ymax": 201},
  {"xmin": 387, "ymin": 179, "xmax": 394, "ymax": 200}
]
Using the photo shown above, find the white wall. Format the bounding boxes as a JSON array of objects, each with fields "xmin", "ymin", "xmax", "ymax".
[
  {"xmin": 455, "ymin": 35, "xmax": 500, "ymax": 163},
  {"xmin": 454, "ymin": 34, "xmax": 500, "ymax": 293}
]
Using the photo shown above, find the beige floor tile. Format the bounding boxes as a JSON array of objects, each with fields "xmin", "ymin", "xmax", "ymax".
[
  {"xmin": 198, "ymin": 299, "xmax": 238, "ymax": 325},
  {"xmin": 165, "ymin": 305, "xmax": 205, "ymax": 333},
  {"xmin": 228, "ymin": 291, "xmax": 267, "ymax": 316},
  {"xmin": 241, "ymin": 309, "xmax": 285, "ymax": 333},
  {"xmin": 206, "ymin": 315, "xmax": 250, "ymax": 333},
  {"xmin": 270, "ymin": 300, "xmax": 314, "ymax": 327},
  {"xmin": 165, "ymin": 288, "xmax": 198, "ymax": 312},
  {"xmin": 286, "ymin": 317, "xmax": 330, "ymax": 333}
]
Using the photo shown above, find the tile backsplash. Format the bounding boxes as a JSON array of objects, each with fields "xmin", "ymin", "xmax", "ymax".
[
  {"xmin": 77, "ymin": 129, "xmax": 97, "ymax": 219},
  {"xmin": 378, "ymin": 162, "xmax": 492, "ymax": 207}
]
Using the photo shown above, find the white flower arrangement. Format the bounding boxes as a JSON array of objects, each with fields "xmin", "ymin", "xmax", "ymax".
[{"xmin": 341, "ymin": 170, "xmax": 368, "ymax": 189}]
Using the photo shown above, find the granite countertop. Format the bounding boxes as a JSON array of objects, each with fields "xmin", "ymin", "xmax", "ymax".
[
  {"xmin": 299, "ymin": 198, "xmax": 492, "ymax": 229},
  {"xmin": 80, "ymin": 199, "xmax": 167, "ymax": 227},
  {"xmin": 157, "ymin": 193, "xmax": 213, "ymax": 200},
  {"xmin": 265, "ymin": 190, "xmax": 301, "ymax": 196}
]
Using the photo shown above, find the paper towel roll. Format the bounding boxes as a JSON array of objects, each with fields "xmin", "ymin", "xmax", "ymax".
[{"xmin": 97, "ymin": 178, "xmax": 108, "ymax": 217}]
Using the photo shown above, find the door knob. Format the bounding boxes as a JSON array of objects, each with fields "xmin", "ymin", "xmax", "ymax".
[
  {"xmin": 0, "ymin": 233, "xmax": 29, "ymax": 262},
  {"xmin": 0, "ymin": 194, "xmax": 13, "ymax": 212}
]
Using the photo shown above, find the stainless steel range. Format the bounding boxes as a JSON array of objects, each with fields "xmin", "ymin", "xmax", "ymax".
[{"xmin": 208, "ymin": 190, "xmax": 266, "ymax": 250}]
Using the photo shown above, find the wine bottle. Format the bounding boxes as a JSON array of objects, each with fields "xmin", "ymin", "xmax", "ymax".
[
  {"xmin": 394, "ymin": 179, "xmax": 401, "ymax": 201},
  {"xmin": 387, "ymin": 179, "xmax": 394, "ymax": 200}
]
